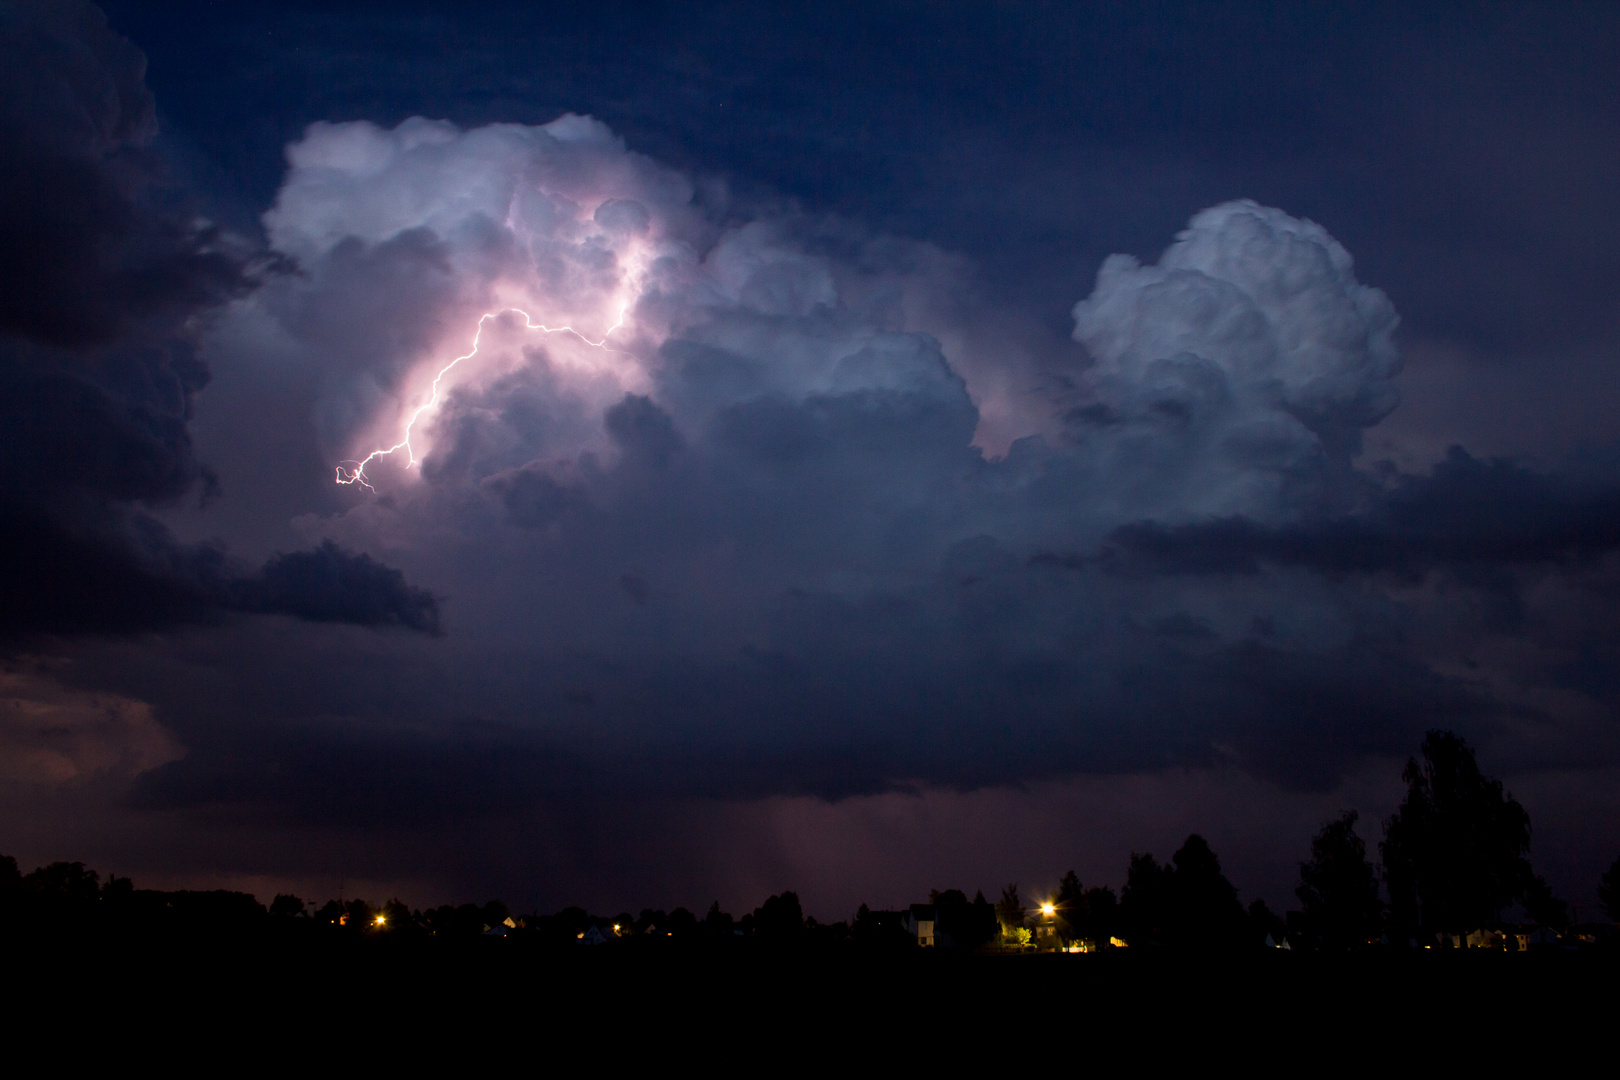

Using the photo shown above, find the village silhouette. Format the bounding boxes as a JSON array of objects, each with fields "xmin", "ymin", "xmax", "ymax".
[{"xmin": 7, "ymin": 731, "xmax": 1617, "ymax": 957}]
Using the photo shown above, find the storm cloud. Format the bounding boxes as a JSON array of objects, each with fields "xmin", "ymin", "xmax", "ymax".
[
  {"xmin": 7, "ymin": 3, "xmax": 1620, "ymax": 914},
  {"xmin": 145, "ymin": 113, "xmax": 1600, "ymax": 815},
  {"xmin": 0, "ymin": 2, "xmax": 437, "ymax": 642}
]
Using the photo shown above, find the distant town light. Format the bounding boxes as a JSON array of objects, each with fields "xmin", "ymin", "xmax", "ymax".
[{"xmin": 1040, "ymin": 902, "xmax": 1056, "ymax": 917}]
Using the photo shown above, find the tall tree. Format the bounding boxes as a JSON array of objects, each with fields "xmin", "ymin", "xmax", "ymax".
[
  {"xmin": 1297, "ymin": 811, "xmax": 1383, "ymax": 949},
  {"xmin": 1120, "ymin": 837, "xmax": 1247, "ymax": 947},
  {"xmin": 1165, "ymin": 834, "xmax": 1248, "ymax": 947},
  {"xmin": 968, "ymin": 890, "xmax": 999, "ymax": 949},
  {"xmin": 269, "ymin": 893, "xmax": 306, "ymax": 918},
  {"xmin": 1600, "ymin": 857, "xmax": 1620, "ymax": 924},
  {"xmin": 1055, "ymin": 870, "xmax": 1083, "ymax": 912},
  {"xmin": 1520, "ymin": 875, "xmax": 1569, "ymax": 930},
  {"xmin": 1054, "ymin": 870, "xmax": 1084, "ymax": 944},
  {"xmin": 1083, "ymin": 886, "xmax": 1119, "ymax": 946},
  {"xmin": 754, "ymin": 892, "xmax": 805, "ymax": 938},
  {"xmin": 1119, "ymin": 852, "xmax": 1171, "ymax": 945},
  {"xmin": 1381, "ymin": 731, "xmax": 1532, "ymax": 935},
  {"xmin": 995, "ymin": 883, "xmax": 1024, "ymax": 938},
  {"xmin": 702, "ymin": 901, "xmax": 735, "ymax": 938}
]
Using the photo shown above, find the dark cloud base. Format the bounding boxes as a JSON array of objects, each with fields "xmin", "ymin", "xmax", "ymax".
[
  {"xmin": 0, "ymin": 2, "xmax": 436, "ymax": 645},
  {"xmin": 1094, "ymin": 448, "xmax": 1620, "ymax": 580}
]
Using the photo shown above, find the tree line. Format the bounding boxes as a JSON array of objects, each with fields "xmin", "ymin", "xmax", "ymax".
[
  {"xmin": 3, "ymin": 730, "xmax": 1617, "ymax": 951},
  {"xmin": 1022, "ymin": 730, "xmax": 1613, "ymax": 951}
]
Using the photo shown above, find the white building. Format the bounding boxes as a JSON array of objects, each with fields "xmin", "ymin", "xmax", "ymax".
[{"xmin": 902, "ymin": 904, "xmax": 936, "ymax": 947}]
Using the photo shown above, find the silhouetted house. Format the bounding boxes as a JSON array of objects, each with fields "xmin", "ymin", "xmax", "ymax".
[
  {"xmin": 903, "ymin": 904, "xmax": 936, "ymax": 947},
  {"xmin": 577, "ymin": 923, "xmax": 617, "ymax": 946},
  {"xmin": 852, "ymin": 906, "xmax": 909, "ymax": 945},
  {"xmin": 1570, "ymin": 924, "xmax": 1616, "ymax": 946},
  {"xmin": 1515, "ymin": 926, "xmax": 1561, "ymax": 949}
]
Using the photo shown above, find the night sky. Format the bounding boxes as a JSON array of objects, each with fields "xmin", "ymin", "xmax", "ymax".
[{"xmin": 3, "ymin": 0, "xmax": 1619, "ymax": 918}]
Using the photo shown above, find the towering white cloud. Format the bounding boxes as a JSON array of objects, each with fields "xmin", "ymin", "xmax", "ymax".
[{"xmin": 1065, "ymin": 200, "xmax": 1401, "ymax": 523}]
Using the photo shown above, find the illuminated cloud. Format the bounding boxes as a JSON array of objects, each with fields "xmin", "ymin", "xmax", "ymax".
[
  {"xmin": 179, "ymin": 113, "xmax": 1513, "ymax": 804},
  {"xmin": 1066, "ymin": 199, "xmax": 1401, "ymax": 522},
  {"xmin": 0, "ymin": 664, "xmax": 181, "ymax": 786}
]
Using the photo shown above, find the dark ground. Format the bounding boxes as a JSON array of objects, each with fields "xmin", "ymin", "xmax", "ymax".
[{"xmin": 7, "ymin": 931, "xmax": 1611, "ymax": 1065}]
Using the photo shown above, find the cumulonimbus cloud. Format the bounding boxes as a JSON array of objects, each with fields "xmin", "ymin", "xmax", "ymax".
[{"xmin": 158, "ymin": 108, "xmax": 1614, "ymax": 813}]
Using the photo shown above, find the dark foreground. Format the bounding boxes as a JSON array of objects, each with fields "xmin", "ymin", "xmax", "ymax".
[{"xmin": 8, "ymin": 928, "xmax": 1614, "ymax": 1064}]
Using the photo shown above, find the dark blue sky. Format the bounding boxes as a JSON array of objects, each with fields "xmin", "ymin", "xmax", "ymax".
[
  {"xmin": 3, "ymin": 1, "xmax": 1619, "ymax": 917},
  {"xmin": 107, "ymin": 2, "xmax": 1617, "ymax": 361}
]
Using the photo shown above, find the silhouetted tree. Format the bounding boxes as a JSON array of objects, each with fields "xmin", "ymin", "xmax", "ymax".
[
  {"xmin": 1053, "ymin": 871, "xmax": 1083, "ymax": 942},
  {"xmin": 1601, "ymin": 857, "xmax": 1620, "ymax": 924},
  {"xmin": 24, "ymin": 861, "xmax": 100, "ymax": 902},
  {"xmin": 481, "ymin": 900, "xmax": 511, "ymax": 929},
  {"xmin": 1080, "ymin": 886, "xmax": 1119, "ymax": 946},
  {"xmin": 1297, "ymin": 811, "xmax": 1383, "ymax": 949},
  {"xmin": 269, "ymin": 893, "xmax": 305, "ymax": 918},
  {"xmin": 1520, "ymin": 876, "xmax": 1569, "ymax": 930},
  {"xmin": 995, "ymin": 884, "xmax": 1024, "ymax": 939},
  {"xmin": 1381, "ymin": 731, "xmax": 1532, "ymax": 936},
  {"xmin": 425, "ymin": 902, "xmax": 483, "ymax": 937},
  {"xmin": 754, "ymin": 892, "xmax": 804, "ymax": 938},
  {"xmin": 343, "ymin": 898, "xmax": 375, "ymax": 929},
  {"xmin": 552, "ymin": 905, "xmax": 593, "ymax": 942},
  {"xmin": 1120, "ymin": 853, "xmax": 1171, "ymax": 945},
  {"xmin": 101, "ymin": 875, "xmax": 133, "ymax": 906},
  {"xmin": 1166, "ymin": 835, "xmax": 1247, "ymax": 947},
  {"xmin": 851, "ymin": 903, "xmax": 901, "ymax": 946},
  {"xmin": 702, "ymin": 901, "xmax": 735, "ymax": 937},
  {"xmin": 381, "ymin": 898, "xmax": 414, "ymax": 933},
  {"xmin": 1045, "ymin": 873, "xmax": 1120, "ymax": 947},
  {"xmin": 925, "ymin": 888, "xmax": 996, "ymax": 949},
  {"xmin": 1120, "ymin": 837, "xmax": 1247, "ymax": 947},
  {"xmin": 666, "ymin": 906, "xmax": 698, "ymax": 937},
  {"xmin": 931, "ymin": 888, "xmax": 966, "ymax": 946},
  {"xmin": 968, "ymin": 890, "xmax": 998, "ymax": 948},
  {"xmin": 0, "ymin": 855, "xmax": 19, "ymax": 892}
]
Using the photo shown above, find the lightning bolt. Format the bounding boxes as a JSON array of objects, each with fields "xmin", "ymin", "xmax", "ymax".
[{"xmin": 336, "ymin": 306, "xmax": 631, "ymax": 490}]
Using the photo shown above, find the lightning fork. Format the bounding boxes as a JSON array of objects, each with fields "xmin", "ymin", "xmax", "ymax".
[{"xmin": 336, "ymin": 305, "xmax": 629, "ymax": 490}]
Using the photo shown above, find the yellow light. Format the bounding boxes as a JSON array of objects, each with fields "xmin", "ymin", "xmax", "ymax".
[
  {"xmin": 612, "ymin": 924, "xmax": 620, "ymax": 932},
  {"xmin": 374, "ymin": 914, "xmax": 387, "ymax": 926},
  {"xmin": 1040, "ymin": 902, "xmax": 1056, "ymax": 917}
]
